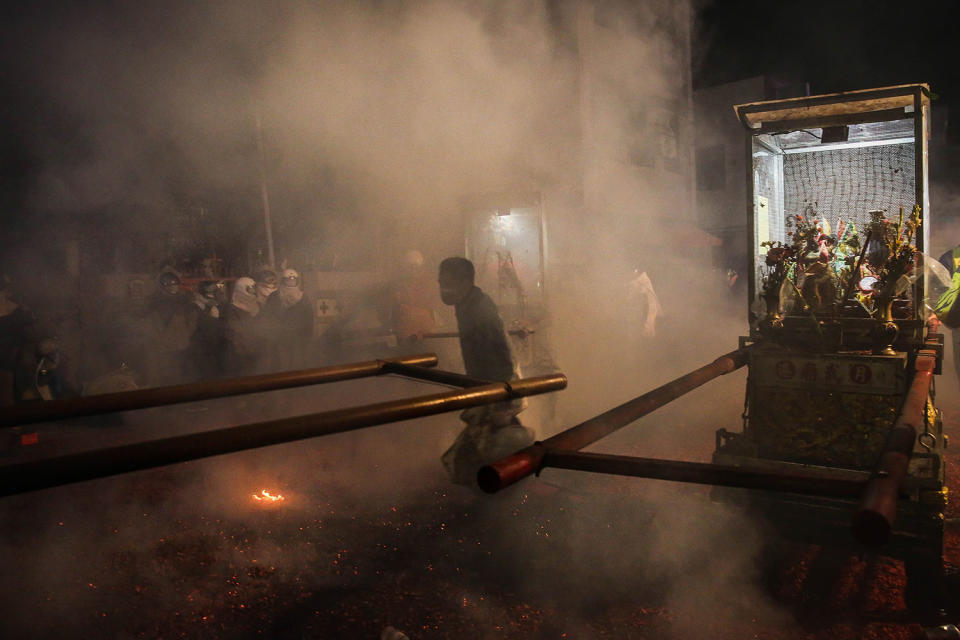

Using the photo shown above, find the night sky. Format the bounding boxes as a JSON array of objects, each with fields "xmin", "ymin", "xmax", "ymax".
[
  {"xmin": 1, "ymin": 0, "xmax": 958, "ymax": 229},
  {"xmin": 694, "ymin": 0, "xmax": 960, "ymax": 129}
]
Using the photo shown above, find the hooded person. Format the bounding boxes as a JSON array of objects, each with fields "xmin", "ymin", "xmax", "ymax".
[
  {"xmin": 263, "ymin": 268, "xmax": 314, "ymax": 370},
  {"xmin": 254, "ymin": 269, "xmax": 279, "ymax": 307},
  {"xmin": 223, "ymin": 276, "xmax": 263, "ymax": 375},
  {"xmin": 277, "ymin": 268, "xmax": 305, "ymax": 308},
  {"xmin": 192, "ymin": 280, "xmax": 226, "ymax": 318},
  {"xmin": 18, "ymin": 334, "xmax": 77, "ymax": 402},
  {"xmin": 144, "ymin": 269, "xmax": 198, "ymax": 386},
  {"xmin": 187, "ymin": 280, "xmax": 227, "ymax": 381}
]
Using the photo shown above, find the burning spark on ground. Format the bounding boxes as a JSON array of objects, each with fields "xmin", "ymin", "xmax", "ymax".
[{"xmin": 252, "ymin": 489, "xmax": 285, "ymax": 504}]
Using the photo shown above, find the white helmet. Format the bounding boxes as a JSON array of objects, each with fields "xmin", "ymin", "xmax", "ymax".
[
  {"xmin": 279, "ymin": 268, "xmax": 304, "ymax": 307},
  {"xmin": 231, "ymin": 277, "xmax": 260, "ymax": 315},
  {"xmin": 280, "ymin": 268, "xmax": 301, "ymax": 288}
]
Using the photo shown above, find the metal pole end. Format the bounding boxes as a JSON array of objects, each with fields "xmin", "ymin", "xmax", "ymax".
[
  {"xmin": 476, "ymin": 445, "xmax": 546, "ymax": 494},
  {"xmin": 477, "ymin": 465, "xmax": 504, "ymax": 494}
]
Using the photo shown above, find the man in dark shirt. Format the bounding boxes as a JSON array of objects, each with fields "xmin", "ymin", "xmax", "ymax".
[
  {"xmin": 144, "ymin": 270, "xmax": 199, "ymax": 386},
  {"xmin": 262, "ymin": 268, "xmax": 315, "ymax": 371},
  {"xmin": 438, "ymin": 257, "xmax": 534, "ymax": 486}
]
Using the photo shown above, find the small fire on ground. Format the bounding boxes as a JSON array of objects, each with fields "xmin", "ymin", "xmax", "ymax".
[{"xmin": 252, "ymin": 489, "xmax": 285, "ymax": 504}]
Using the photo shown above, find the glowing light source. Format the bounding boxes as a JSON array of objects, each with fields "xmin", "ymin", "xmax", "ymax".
[
  {"xmin": 252, "ymin": 489, "xmax": 285, "ymax": 503},
  {"xmin": 490, "ymin": 212, "xmax": 514, "ymax": 231}
]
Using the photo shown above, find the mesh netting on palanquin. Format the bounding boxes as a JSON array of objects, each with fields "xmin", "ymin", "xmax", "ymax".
[{"xmin": 782, "ymin": 143, "xmax": 916, "ymax": 230}]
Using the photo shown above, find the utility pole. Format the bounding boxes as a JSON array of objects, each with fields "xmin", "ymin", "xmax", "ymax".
[{"xmin": 255, "ymin": 111, "xmax": 276, "ymax": 268}]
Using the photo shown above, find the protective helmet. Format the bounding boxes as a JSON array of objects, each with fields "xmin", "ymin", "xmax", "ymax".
[
  {"xmin": 280, "ymin": 268, "xmax": 301, "ymax": 289},
  {"xmin": 157, "ymin": 271, "xmax": 181, "ymax": 296},
  {"xmin": 200, "ymin": 280, "xmax": 226, "ymax": 301},
  {"xmin": 235, "ymin": 277, "xmax": 256, "ymax": 297},
  {"xmin": 231, "ymin": 276, "xmax": 260, "ymax": 315},
  {"xmin": 278, "ymin": 268, "xmax": 304, "ymax": 308}
]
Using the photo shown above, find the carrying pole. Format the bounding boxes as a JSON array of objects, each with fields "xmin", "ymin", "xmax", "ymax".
[
  {"xmin": 852, "ymin": 351, "xmax": 937, "ymax": 546},
  {"xmin": 1, "ymin": 354, "xmax": 439, "ymax": 428},
  {"xmin": 0, "ymin": 373, "xmax": 567, "ymax": 497},
  {"xmin": 541, "ymin": 450, "xmax": 868, "ymax": 498}
]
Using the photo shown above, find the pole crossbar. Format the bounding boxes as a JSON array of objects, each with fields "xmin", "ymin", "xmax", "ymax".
[{"xmin": 381, "ymin": 361, "xmax": 493, "ymax": 388}]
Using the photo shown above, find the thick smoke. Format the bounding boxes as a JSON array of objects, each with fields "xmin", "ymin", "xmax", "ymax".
[
  {"xmin": 9, "ymin": 1, "xmax": 581, "ymax": 268},
  {"xmin": 0, "ymin": 1, "xmax": 796, "ymax": 637}
]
